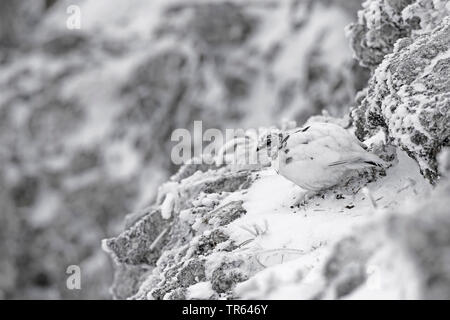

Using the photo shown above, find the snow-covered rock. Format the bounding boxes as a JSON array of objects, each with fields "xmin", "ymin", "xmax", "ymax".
[{"xmin": 352, "ymin": 17, "xmax": 450, "ymax": 183}]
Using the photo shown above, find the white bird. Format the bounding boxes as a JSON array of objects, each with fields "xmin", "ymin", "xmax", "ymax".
[{"xmin": 257, "ymin": 122, "xmax": 386, "ymax": 205}]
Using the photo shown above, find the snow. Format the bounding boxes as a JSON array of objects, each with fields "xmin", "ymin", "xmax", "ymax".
[
  {"xmin": 344, "ymin": 244, "xmax": 421, "ymax": 299},
  {"xmin": 187, "ymin": 281, "xmax": 216, "ymax": 299},
  {"xmin": 161, "ymin": 193, "xmax": 176, "ymax": 220},
  {"xmin": 219, "ymin": 148, "xmax": 430, "ymax": 299}
]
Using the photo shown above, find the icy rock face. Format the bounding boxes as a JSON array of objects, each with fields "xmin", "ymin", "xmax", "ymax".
[
  {"xmin": 352, "ymin": 17, "xmax": 450, "ymax": 183},
  {"xmin": 103, "ymin": 164, "xmax": 257, "ymax": 299},
  {"xmin": 347, "ymin": 0, "xmax": 450, "ymax": 69}
]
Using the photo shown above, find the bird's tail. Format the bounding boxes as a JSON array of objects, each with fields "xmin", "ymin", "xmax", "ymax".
[{"xmin": 361, "ymin": 153, "xmax": 387, "ymax": 168}]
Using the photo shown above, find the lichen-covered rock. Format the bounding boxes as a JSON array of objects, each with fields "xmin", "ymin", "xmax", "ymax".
[
  {"xmin": 346, "ymin": 0, "xmax": 450, "ymax": 69},
  {"xmin": 352, "ymin": 17, "xmax": 450, "ymax": 183}
]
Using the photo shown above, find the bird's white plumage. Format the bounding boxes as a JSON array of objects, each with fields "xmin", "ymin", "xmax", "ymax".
[{"xmin": 274, "ymin": 122, "xmax": 385, "ymax": 192}]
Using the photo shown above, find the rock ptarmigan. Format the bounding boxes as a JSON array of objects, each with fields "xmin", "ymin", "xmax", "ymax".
[{"xmin": 258, "ymin": 122, "xmax": 386, "ymax": 205}]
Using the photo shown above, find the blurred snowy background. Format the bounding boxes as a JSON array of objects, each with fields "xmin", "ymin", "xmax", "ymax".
[{"xmin": 0, "ymin": 0, "xmax": 369, "ymax": 299}]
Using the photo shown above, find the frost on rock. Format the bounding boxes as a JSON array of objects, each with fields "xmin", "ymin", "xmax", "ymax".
[
  {"xmin": 103, "ymin": 164, "xmax": 257, "ymax": 299},
  {"xmin": 352, "ymin": 17, "xmax": 450, "ymax": 182},
  {"xmin": 346, "ymin": 0, "xmax": 450, "ymax": 69}
]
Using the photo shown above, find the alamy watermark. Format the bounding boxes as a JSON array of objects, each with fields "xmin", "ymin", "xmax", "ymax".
[
  {"xmin": 66, "ymin": 5, "xmax": 81, "ymax": 30},
  {"xmin": 171, "ymin": 121, "xmax": 281, "ymax": 166},
  {"xmin": 66, "ymin": 265, "xmax": 81, "ymax": 290}
]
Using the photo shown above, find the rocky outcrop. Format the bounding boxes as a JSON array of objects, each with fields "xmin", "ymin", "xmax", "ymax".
[
  {"xmin": 103, "ymin": 164, "xmax": 257, "ymax": 299},
  {"xmin": 352, "ymin": 17, "xmax": 450, "ymax": 183}
]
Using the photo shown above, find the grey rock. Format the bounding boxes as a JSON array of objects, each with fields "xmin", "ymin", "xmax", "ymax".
[
  {"xmin": 194, "ymin": 229, "xmax": 235, "ymax": 256},
  {"xmin": 177, "ymin": 259, "xmax": 207, "ymax": 288},
  {"xmin": 202, "ymin": 201, "xmax": 247, "ymax": 228},
  {"xmin": 110, "ymin": 264, "xmax": 152, "ymax": 300},
  {"xmin": 164, "ymin": 287, "xmax": 188, "ymax": 300},
  {"xmin": 211, "ymin": 259, "xmax": 249, "ymax": 294},
  {"xmin": 103, "ymin": 209, "xmax": 171, "ymax": 265}
]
